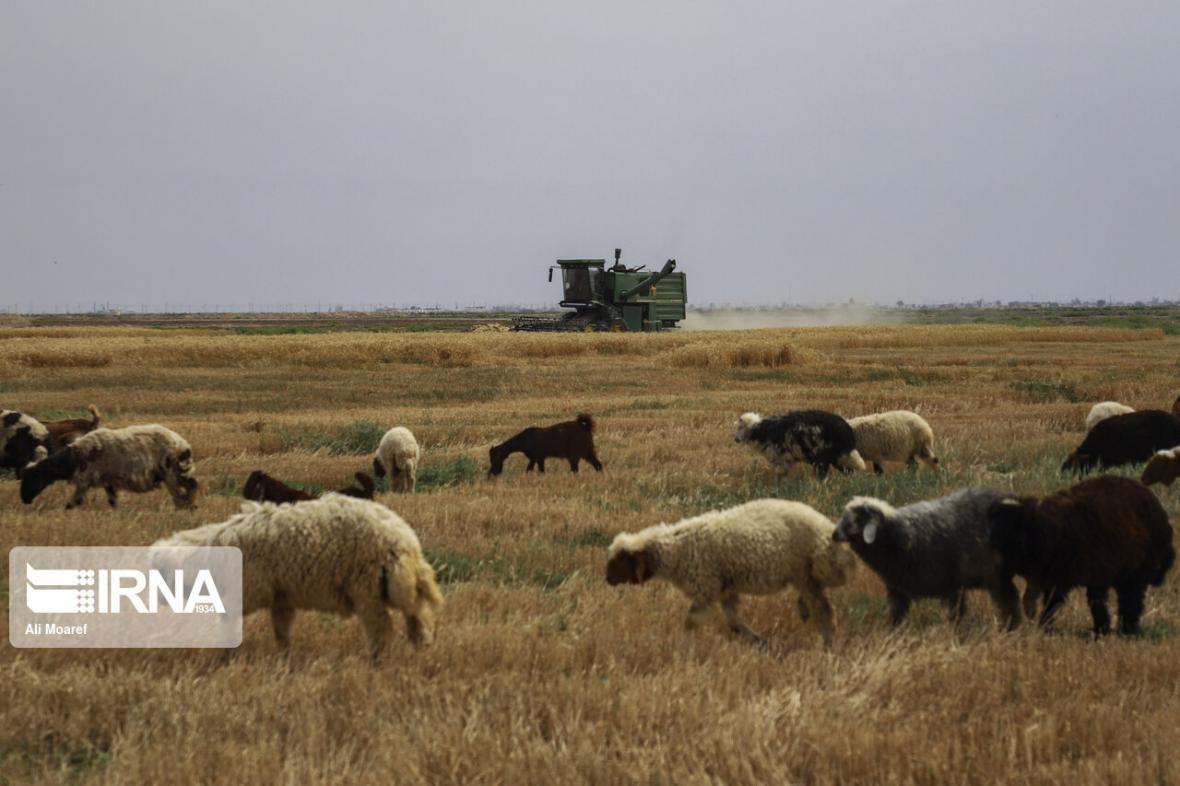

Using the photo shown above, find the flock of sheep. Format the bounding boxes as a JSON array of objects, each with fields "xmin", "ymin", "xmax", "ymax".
[{"xmin": 3, "ymin": 393, "xmax": 1180, "ymax": 657}]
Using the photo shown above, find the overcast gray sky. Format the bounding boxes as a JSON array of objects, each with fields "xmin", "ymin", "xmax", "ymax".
[{"xmin": 3, "ymin": 2, "xmax": 1178, "ymax": 310}]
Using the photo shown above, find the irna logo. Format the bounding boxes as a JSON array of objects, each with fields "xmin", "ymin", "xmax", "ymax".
[
  {"xmin": 25, "ymin": 563, "xmax": 226, "ymax": 615},
  {"xmin": 10, "ymin": 546, "xmax": 242, "ymax": 649}
]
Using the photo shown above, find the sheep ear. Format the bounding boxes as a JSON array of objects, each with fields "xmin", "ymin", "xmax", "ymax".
[
  {"xmin": 863, "ymin": 522, "xmax": 878, "ymax": 544},
  {"xmin": 2, "ymin": 412, "xmax": 21, "ymax": 427}
]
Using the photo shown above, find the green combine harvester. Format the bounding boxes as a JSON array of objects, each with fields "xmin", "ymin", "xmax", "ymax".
[{"xmin": 512, "ymin": 248, "xmax": 687, "ymax": 332}]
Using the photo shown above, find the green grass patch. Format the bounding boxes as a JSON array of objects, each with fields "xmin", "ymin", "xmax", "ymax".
[
  {"xmin": 555, "ymin": 527, "xmax": 614, "ymax": 549},
  {"xmin": 231, "ymin": 326, "xmax": 320, "ymax": 335},
  {"xmin": 1010, "ymin": 379, "xmax": 1083, "ymax": 403},
  {"xmin": 416, "ymin": 455, "xmax": 478, "ymax": 490},
  {"xmin": 424, "ymin": 548, "xmax": 570, "ymax": 590},
  {"xmin": 280, "ymin": 419, "xmax": 386, "ymax": 456}
]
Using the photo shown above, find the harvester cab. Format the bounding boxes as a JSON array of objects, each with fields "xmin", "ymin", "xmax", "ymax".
[{"xmin": 514, "ymin": 248, "xmax": 687, "ymax": 332}]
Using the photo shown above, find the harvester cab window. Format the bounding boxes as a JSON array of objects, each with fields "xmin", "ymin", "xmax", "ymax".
[{"xmin": 562, "ymin": 266, "xmax": 603, "ymax": 304}]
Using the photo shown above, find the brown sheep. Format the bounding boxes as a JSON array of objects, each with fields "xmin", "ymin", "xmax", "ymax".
[
  {"xmin": 488, "ymin": 413, "xmax": 602, "ymax": 476},
  {"xmin": 242, "ymin": 470, "xmax": 375, "ymax": 504},
  {"xmin": 988, "ymin": 475, "xmax": 1175, "ymax": 636},
  {"xmin": 42, "ymin": 405, "xmax": 102, "ymax": 451},
  {"xmin": 1141, "ymin": 448, "xmax": 1180, "ymax": 487}
]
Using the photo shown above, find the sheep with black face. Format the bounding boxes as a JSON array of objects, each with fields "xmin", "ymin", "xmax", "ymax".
[
  {"xmin": 734, "ymin": 410, "xmax": 864, "ymax": 479},
  {"xmin": 833, "ymin": 488, "xmax": 1021, "ymax": 629}
]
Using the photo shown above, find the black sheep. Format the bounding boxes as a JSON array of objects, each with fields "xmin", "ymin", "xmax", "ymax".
[
  {"xmin": 1061, "ymin": 410, "xmax": 1180, "ymax": 474},
  {"xmin": 488, "ymin": 413, "xmax": 602, "ymax": 476},
  {"xmin": 988, "ymin": 475, "xmax": 1175, "ymax": 635},
  {"xmin": 734, "ymin": 410, "xmax": 863, "ymax": 479}
]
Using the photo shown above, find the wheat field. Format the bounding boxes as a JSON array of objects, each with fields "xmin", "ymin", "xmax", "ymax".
[{"xmin": 2, "ymin": 324, "xmax": 1179, "ymax": 785}]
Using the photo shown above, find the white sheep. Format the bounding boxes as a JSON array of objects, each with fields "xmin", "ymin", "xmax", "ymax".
[
  {"xmin": 373, "ymin": 426, "xmax": 420, "ymax": 492},
  {"xmin": 1085, "ymin": 401, "xmax": 1134, "ymax": 431},
  {"xmin": 847, "ymin": 410, "xmax": 938, "ymax": 474},
  {"xmin": 19, "ymin": 425, "xmax": 197, "ymax": 509},
  {"xmin": 606, "ymin": 499, "xmax": 857, "ymax": 647},
  {"xmin": 154, "ymin": 494, "xmax": 443, "ymax": 658}
]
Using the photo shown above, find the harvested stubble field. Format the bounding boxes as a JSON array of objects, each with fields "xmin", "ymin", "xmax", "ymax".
[{"xmin": 2, "ymin": 323, "xmax": 1180, "ymax": 785}]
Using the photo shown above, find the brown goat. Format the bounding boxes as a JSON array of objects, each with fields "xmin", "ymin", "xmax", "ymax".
[
  {"xmin": 242, "ymin": 470, "xmax": 375, "ymax": 504},
  {"xmin": 988, "ymin": 475, "xmax": 1175, "ymax": 636},
  {"xmin": 1141, "ymin": 448, "xmax": 1180, "ymax": 487},
  {"xmin": 488, "ymin": 414, "xmax": 603, "ymax": 476},
  {"xmin": 42, "ymin": 405, "xmax": 101, "ymax": 452}
]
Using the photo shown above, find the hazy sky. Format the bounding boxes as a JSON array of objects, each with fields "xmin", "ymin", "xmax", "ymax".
[{"xmin": 3, "ymin": 2, "xmax": 1178, "ymax": 309}]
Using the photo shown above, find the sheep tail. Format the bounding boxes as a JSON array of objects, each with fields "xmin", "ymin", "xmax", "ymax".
[
  {"xmin": 87, "ymin": 404, "xmax": 101, "ymax": 427},
  {"xmin": 415, "ymin": 563, "xmax": 444, "ymax": 610},
  {"xmin": 576, "ymin": 413, "xmax": 596, "ymax": 432}
]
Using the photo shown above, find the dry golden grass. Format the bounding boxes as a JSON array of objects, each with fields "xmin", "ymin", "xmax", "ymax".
[{"xmin": 2, "ymin": 324, "xmax": 1179, "ymax": 785}]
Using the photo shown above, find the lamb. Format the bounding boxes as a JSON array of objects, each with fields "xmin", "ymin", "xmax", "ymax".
[
  {"xmin": 242, "ymin": 470, "xmax": 375, "ymax": 503},
  {"xmin": 1141, "ymin": 447, "xmax": 1180, "ymax": 487},
  {"xmin": 488, "ymin": 413, "xmax": 602, "ymax": 476},
  {"xmin": 372, "ymin": 426, "xmax": 420, "ymax": 492},
  {"xmin": 41, "ymin": 404, "xmax": 102, "ymax": 450},
  {"xmin": 153, "ymin": 494, "xmax": 443, "ymax": 658},
  {"xmin": 605, "ymin": 499, "xmax": 857, "ymax": 647},
  {"xmin": 19, "ymin": 424, "xmax": 198, "ymax": 509},
  {"xmin": 0, "ymin": 410, "xmax": 50, "ymax": 475},
  {"xmin": 734, "ymin": 410, "xmax": 864, "ymax": 479},
  {"xmin": 833, "ymin": 488, "xmax": 1021, "ymax": 629},
  {"xmin": 1061, "ymin": 410, "xmax": 1180, "ymax": 474},
  {"xmin": 987, "ymin": 475, "xmax": 1174, "ymax": 635},
  {"xmin": 847, "ymin": 410, "xmax": 939, "ymax": 474},
  {"xmin": 1085, "ymin": 401, "xmax": 1134, "ymax": 431}
]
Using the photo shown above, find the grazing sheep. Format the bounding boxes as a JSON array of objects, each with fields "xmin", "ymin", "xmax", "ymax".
[
  {"xmin": 1062, "ymin": 410, "xmax": 1180, "ymax": 475},
  {"xmin": 372, "ymin": 426, "xmax": 420, "ymax": 492},
  {"xmin": 20, "ymin": 425, "xmax": 198, "ymax": 509},
  {"xmin": 488, "ymin": 413, "xmax": 602, "ymax": 476},
  {"xmin": 0, "ymin": 410, "xmax": 50, "ymax": 475},
  {"xmin": 154, "ymin": 494, "xmax": 443, "ymax": 658},
  {"xmin": 988, "ymin": 476, "xmax": 1174, "ymax": 635},
  {"xmin": 848, "ymin": 410, "xmax": 939, "ymax": 474},
  {"xmin": 833, "ymin": 488, "xmax": 1021, "ymax": 629},
  {"xmin": 242, "ymin": 470, "xmax": 375, "ymax": 503},
  {"xmin": 606, "ymin": 499, "xmax": 857, "ymax": 647},
  {"xmin": 1085, "ymin": 401, "xmax": 1134, "ymax": 431},
  {"xmin": 734, "ymin": 410, "xmax": 862, "ymax": 479},
  {"xmin": 1142, "ymin": 447, "xmax": 1180, "ymax": 487}
]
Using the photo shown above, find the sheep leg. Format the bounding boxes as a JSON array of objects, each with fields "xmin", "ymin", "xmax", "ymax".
[
  {"xmin": 65, "ymin": 484, "xmax": 88, "ymax": 510},
  {"xmin": 1038, "ymin": 587, "xmax": 1070, "ymax": 630},
  {"xmin": 721, "ymin": 595, "xmax": 765, "ymax": 644},
  {"xmin": 987, "ymin": 580, "xmax": 1022, "ymax": 631},
  {"xmin": 684, "ymin": 599, "xmax": 713, "ymax": 630},
  {"xmin": 801, "ymin": 581, "xmax": 834, "ymax": 648},
  {"xmin": 886, "ymin": 590, "xmax": 912, "ymax": 626},
  {"xmin": 814, "ymin": 462, "xmax": 831, "ymax": 480},
  {"xmin": 1115, "ymin": 583, "xmax": 1146, "ymax": 636},
  {"xmin": 536, "ymin": 459, "xmax": 545, "ymax": 473},
  {"xmin": 1085, "ymin": 586, "xmax": 1111, "ymax": 636},
  {"xmin": 871, "ymin": 461, "xmax": 884, "ymax": 476},
  {"xmin": 1022, "ymin": 581, "xmax": 1042, "ymax": 620},
  {"xmin": 270, "ymin": 596, "xmax": 296, "ymax": 652},
  {"xmin": 356, "ymin": 599, "xmax": 393, "ymax": 661},
  {"xmin": 526, "ymin": 460, "xmax": 536, "ymax": 472},
  {"xmin": 943, "ymin": 591, "xmax": 968, "ymax": 624},
  {"xmin": 796, "ymin": 595, "xmax": 811, "ymax": 622},
  {"xmin": 568, "ymin": 457, "xmax": 579, "ymax": 472},
  {"xmin": 104, "ymin": 485, "xmax": 118, "ymax": 508},
  {"xmin": 588, "ymin": 453, "xmax": 603, "ymax": 472}
]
